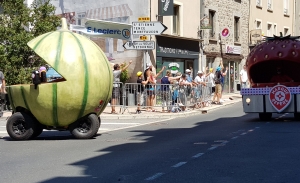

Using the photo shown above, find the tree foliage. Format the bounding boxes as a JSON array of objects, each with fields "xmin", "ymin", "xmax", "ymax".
[{"xmin": 0, "ymin": 0, "xmax": 60, "ymax": 85}]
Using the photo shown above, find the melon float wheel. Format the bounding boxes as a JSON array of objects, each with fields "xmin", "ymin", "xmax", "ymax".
[
  {"xmin": 6, "ymin": 112, "xmax": 36, "ymax": 140},
  {"xmin": 7, "ymin": 18, "xmax": 113, "ymax": 135},
  {"xmin": 69, "ymin": 113, "xmax": 100, "ymax": 139}
]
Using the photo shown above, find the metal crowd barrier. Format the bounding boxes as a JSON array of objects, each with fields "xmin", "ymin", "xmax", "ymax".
[{"xmin": 111, "ymin": 82, "xmax": 213, "ymax": 114}]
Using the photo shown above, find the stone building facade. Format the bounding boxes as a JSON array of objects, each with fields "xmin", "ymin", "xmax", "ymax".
[{"xmin": 200, "ymin": 0, "xmax": 250, "ymax": 93}]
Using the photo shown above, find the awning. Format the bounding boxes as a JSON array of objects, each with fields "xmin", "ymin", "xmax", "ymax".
[
  {"xmin": 204, "ymin": 51, "xmax": 244, "ymax": 60},
  {"xmin": 86, "ymin": 4, "xmax": 133, "ymax": 20}
]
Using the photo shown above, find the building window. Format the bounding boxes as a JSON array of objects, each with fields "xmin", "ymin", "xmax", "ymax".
[
  {"xmin": 267, "ymin": 23, "xmax": 272, "ymax": 36},
  {"xmin": 284, "ymin": 28, "xmax": 289, "ymax": 36},
  {"xmin": 256, "ymin": 0, "xmax": 262, "ymax": 7},
  {"xmin": 234, "ymin": 17, "xmax": 240, "ymax": 42},
  {"xmin": 273, "ymin": 24, "xmax": 277, "ymax": 36},
  {"xmin": 256, "ymin": 20, "xmax": 262, "ymax": 29},
  {"xmin": 77, "ymin": 12, "xmax": 86, "ymax": 26},
  {"xmin": 206, "ymin": 58, "xmax": 214, "ymax": 69},
  {"xmin": 284, "ymin": 0, "xmax": 289, "ymax": 15},
  {"xmin": 267, "ymin": 0, "xmax": 273, "ymax": 10},
  {"xmin": 209, "ymin": 10, "xmax": 215, "ymax": 38},
  {"xmin": 173, "ymin": 5, "xmax": 180, "ymax": 35}
]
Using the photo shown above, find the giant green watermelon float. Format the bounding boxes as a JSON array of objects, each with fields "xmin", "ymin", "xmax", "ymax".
[{"xmin": 6, "ymin": 18, "xmax": 113, "ymax": 140}]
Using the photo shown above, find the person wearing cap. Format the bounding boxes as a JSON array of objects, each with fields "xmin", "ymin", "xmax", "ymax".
[
  {"xmin": 212, "ymin": 66, "xmax": 223, "ymax": 105},
  {"xmin": 160, "ymin": 70, "xmax": 182, "ymax": 112},
  {"xmin": 136, "ymin": 71, "xmax": 149, "ymax": 114},
  {"xmin": 111, "ymin": 60, "xmax": 132, "ymax": 114},
  {"xmin": 194, "ymin": 70, "xmax": 206, "ymax": 105}
]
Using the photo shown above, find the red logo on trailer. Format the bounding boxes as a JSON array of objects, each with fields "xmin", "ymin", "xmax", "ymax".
[{"xmin": 269, "ymin": 85, "xmax": 292, "ymax": 112}]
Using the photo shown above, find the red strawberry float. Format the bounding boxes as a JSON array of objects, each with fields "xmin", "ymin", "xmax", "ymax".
[{"xmin": 247, "ymin": 33, "xmax": 300, "ymax": 88}]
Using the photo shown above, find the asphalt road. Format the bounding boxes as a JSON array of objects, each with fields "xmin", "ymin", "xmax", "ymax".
[{"xmin": 1, "ymin": 102, "xmax": 300, "ymax": 183}]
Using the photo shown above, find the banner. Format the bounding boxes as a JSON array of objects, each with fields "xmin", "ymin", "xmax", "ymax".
[
  {"xmin": 72, "ymin": 19, "xmax": 131, "ymax": 40},
  {"xmin": 158, "ymin": 0, "xmax": 174, "ymax": 16}
]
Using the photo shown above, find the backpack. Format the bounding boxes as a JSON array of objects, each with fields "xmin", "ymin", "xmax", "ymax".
[
  {"xmin": 214, "ymin": 71, "xmax": 221, "ymax": 84},
  {"xmin": 161, "ymin": 76, "xmax": 170, "ymax": 91}
]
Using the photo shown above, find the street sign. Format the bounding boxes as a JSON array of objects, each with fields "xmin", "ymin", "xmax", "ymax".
[
  {"xmin": 132, "ymin": 21, "xmax": 167, "ymax": 35},
  {"xmin": 139, "ymin": 35, "xmax": 148, "ymax": 41},
  {"xmin": 138, "ymin": 17, "xmax": 150, "ymax": 22},
  {"xmin": 123, "ymin": 41, "xmax": 155, "ymax": 50}
]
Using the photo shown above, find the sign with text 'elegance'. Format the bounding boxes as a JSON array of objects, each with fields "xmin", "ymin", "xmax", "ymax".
[{"xmin": 132, "ymin": 22, "xmax": 167, "ymax": 35}]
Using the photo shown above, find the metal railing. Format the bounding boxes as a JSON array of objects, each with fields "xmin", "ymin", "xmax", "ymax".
[{"xmin": 110, "ymin": 82, "xmax": 213, "ymax": 114}]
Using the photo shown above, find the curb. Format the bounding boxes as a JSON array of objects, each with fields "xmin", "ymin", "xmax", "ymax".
[
  {"xmin": 100, "ymin": 99, "xmax": 242, "ymax": 120},
  {"xmin": 0, "ymin": 99, "xmax": 242, "ymax": 120}
]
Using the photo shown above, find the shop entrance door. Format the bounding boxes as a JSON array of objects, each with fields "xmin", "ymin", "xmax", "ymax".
[
  {"xmin": 223, "ymin": 60, "xmax": 240, "ymax": 93},
  {"xmin": 229, "ymin": 61, "xmax": 240, "ymax": 93}
]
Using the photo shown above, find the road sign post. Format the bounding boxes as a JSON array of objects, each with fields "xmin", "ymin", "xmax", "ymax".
[
  {"xmin": 123, "ymin": 41, "xmax": 155, "ymax": 50},
  {"xmin": 132, "ymin": 21, "xmax": 167, "ymax": 35}
]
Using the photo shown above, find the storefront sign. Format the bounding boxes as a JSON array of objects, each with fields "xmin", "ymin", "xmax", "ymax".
[
  {"xmin": 71, "ymin": 19, "xmax": 131, "ymax": 40},
  {"xmin": 225, "ymin": 45, "xmax": 241, "ymax": 54},
  {"xmin": 158, "ymin": 0, "xmax": 174, "ymax": 16},
  {"xmin": 168, "ymin": 62, "xmax": 180, "ymax": 74}
]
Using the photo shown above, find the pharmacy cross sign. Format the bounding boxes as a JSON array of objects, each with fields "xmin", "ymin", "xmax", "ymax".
[{"xmin": 132, "ymin": 21, "xmax": 168, "ymax": 35}]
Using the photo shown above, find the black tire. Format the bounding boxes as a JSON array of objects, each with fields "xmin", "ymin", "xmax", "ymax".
[
  {"xmin": 294, "ymin": 113, "xmax": 300, "ymax": 120},
  {"xmin": 69, "ymin": 114, "xmax": 100, "ymax": 139},
  {"xmin": 6, "ymin": 112, "xmax": 36, "ymax": 140},
  {"xmin": 259, "ymin": 113, "xmax": 272, "ymax": 121},
  {"xmin": 31, "ymin": 122, "xmax": 44, "ymax": 139}
]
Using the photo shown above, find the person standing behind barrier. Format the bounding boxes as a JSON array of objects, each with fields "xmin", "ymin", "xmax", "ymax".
[
  {"xmin": 161, "ymin": 70, "xmax": 182, "ymax": 112},
  {"xmin": 144, "ymin": 63, "xmax": 165, "ymax": 112},
  {"xmin": 179, "ymin": 74, "xmax": 193, "ymax": 110},
  {"xmin": 205, "ymin": 68, "xmax": 215, "ymax": 94},
  {"xmin": 0, "ymin": 70, "xmax": 7, "ymax": 94},
  {"xmin": 111, "ymin": 60, "xmax": 132, "ymax": 114},
  {"xmin": 212, "ymin": 67, "xmax": 223, "ymax": 105},
  {"xmin": 136, "ymin": 71, "xmax": 149, "ymax": 114},
  {"xmin": 240, "ymin": 65, "xmax": 248, "ymax": 88},
  {"xmin": 194, "ymin": 70, "xmax": 206, "ymax": 99}
]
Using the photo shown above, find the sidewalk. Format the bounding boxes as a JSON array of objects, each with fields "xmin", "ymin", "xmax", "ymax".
[
  {"xmin": 101, "ymin": 93, "xmax": 242, "ymax": 119},
  {"xmin": 0, "ymin": 93, "xmax": 242, "ymax": 120}
]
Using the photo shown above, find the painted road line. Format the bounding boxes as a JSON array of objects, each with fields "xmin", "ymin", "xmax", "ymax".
[
  {"xmin": 231, "ymin": 136, "xmax": 238, "ymax": 140},
  {"xmin": 192, "ymin": 153, "xmax": 204, "ymax": 158},
  {"xmin": 101, "ymin": 123, "xmax": 141, "ymax": 125},
  {"xmin": 172, "ymin": 162, "xmax": 187, "ymax": 168},
  {"xmin": 240, "ymin": 132, "xmax": 247, "ymax": 135},
  {"xmin": 145, "ymin": 173, "xmax": 164, "ymax": 181},
  {"xmin": 97, "ymin": 118, "xmax": 173, "ymax": 134},
  {"xmin": 208, "ymin": 146, "xmax": 218, "ymax": 151},
  {"xmin": 255, "ymin": 127, "xmax": 260, "ymax": 129}
]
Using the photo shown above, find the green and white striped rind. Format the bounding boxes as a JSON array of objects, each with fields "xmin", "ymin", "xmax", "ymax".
[{"xmin": 8, "ymin": 29, "xmax": 112, "ymax": 127}]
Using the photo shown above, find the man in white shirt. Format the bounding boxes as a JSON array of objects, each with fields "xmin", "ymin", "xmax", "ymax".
[{"xmin": 240, "ymin": 65, "xmax": 248, "ymax": 88}]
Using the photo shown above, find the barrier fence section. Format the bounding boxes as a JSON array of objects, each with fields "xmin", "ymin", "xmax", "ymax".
[{"xmin": 114, "ymin": 82, "xmax": 213, "ymax": 114}]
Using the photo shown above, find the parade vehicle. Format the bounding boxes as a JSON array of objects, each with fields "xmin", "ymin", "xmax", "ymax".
[
  {"xmin": 240, "ymin": 34, "xmax": 300, "ymax": 120},
  {"xmin": 6, "ymin": 18, "xmax": 113, "ymax": 140}
]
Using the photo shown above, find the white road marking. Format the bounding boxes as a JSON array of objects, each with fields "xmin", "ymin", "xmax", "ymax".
[
  {"xmin": 192, "ymin": 153, "xmax": 204, "ymax": 158},
  {"xmin": 98, "ymin": 118, "xmax": 173, "ymax": 133},
  {"xmin": 231, "ymin": 136, "xmax": 238, "ymax": 139},
  {"xmin": 172, "ymin": 162, "xmax": 187, "ymax": 168},
  {"xmin": 208, "ymin": 146, "xmax": 218, "ymax": 151},
  {"xmin": 240, "ymin": 132, "xmax": 247, "ymax": 135},
  {"xmin": 255, "ymin": 127, "xmax": 260, "ymax": 129},
  {"xmin": 145, "ymin": 173, "xmax": 164, "ymax": 181},
  {"xmin": 248, "ymin": 129, "xmax": 254, "ymax": 132},
  {"xmin": 101, "ymin": 123, "xmax": 141, "ymax": 125}
]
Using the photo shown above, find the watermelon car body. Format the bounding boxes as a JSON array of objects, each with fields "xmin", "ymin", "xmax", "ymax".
[
  {"xmin": 241, "ymin": 35, "xmax": 300, "ymax": 120},
  {"xmin": 6, "ymin": 18, "xmax": 113, "ymax": 140}
]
